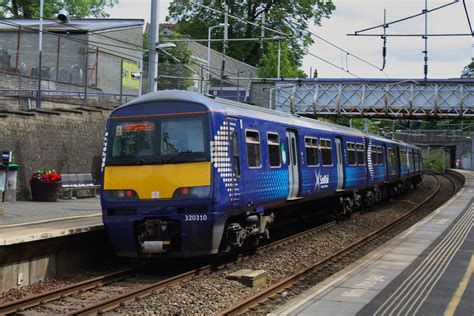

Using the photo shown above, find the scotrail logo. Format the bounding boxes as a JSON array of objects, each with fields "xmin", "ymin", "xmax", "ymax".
[{"xmin": 320, "ymin": 174, "xmax": 329, "ymax": 188}]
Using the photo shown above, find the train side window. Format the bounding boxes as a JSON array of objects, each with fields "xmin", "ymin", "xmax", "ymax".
[
  {"xmin": 371, "ymin": 145, "xmax": 377, "ymax": 165},
  {"xmin": 232, "ymin": 132, "xmax": 240, "ymax": 178},
  {"xmin": 347, "ymin": 142, "xmax": 356, "ymax": 166},
  {"xmin": 400, "ymin": 150, "xmax": 407, "ymax": 165},
  {"xmin": 267, "ymin": 132, "xmax": 281, "ymax": 168},
  {"xmin": 245, "ymin": 130, "xmax": 262, "ymax": 168},
  {"xmin": 357, "ymin": 143, "xmax": 365, "ymax": 165},
  {"xmin": 305, "ymin": 137, "xmax": 319, "ymax": 166},
  {"xmin": 321, "ymin": 139, "xmax": 333, "ymax": 166},
  {"xmin": 388, "ymin": 148, "xmax": 397, "ymax": 167},
  {"xmin": 377, "ymin": 146, "xmax": 383, "ymax": 165}
]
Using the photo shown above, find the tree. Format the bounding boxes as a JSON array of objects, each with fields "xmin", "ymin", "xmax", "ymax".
[
  {"xmin": 257, "ymin": 41, "xmax": 306, "ymax": 78},
  {"xmin": 0, "ymin": 0, "xmax": 118, "ymax": 19},
  {"xmin": 167, "ymin": 0, "xmax": 335, "ymax": 68},
  {"xmin": 143, "ymin": 30, "xmax": 195, "ymax": 91},
  {"xmin": 461, "ymin": 61, "xmax": 474, "ymax": 78}
]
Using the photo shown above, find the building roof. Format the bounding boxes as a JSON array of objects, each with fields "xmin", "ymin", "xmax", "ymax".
[{"xmin": 0, "ymin": 19, "xmax": 144, "ymax": 33}]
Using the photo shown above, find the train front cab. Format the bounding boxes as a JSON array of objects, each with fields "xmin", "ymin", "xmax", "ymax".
[{"xmin": 101, "ymin": 99, "xmax": 228, "ymax": 258}]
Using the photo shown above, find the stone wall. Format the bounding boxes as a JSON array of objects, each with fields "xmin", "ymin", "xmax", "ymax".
[
  {"xmin": 0, "ymin": 70, "xmax": 102, "ymax": 93},
  {"xmin": 0, "ymin": 107, "xmax": 111, "ymax": 200}
]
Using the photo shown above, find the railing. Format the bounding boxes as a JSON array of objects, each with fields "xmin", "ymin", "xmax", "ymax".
[{"xmin": 274, "ymin": 79, "xmax": 474, "ymax": 118}]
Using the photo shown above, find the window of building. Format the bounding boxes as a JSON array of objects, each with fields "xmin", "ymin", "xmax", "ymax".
[
  {"xmin": 377, "ymin": 146, "xmax": 383, "ymax": 165},
  {"xmin": 371, "ymin": 145, "xmax": 377, "ymax": 165},
  {"xmin": 357, "ymin": 143, "xmax": 365, "ymax": 165},
  {"xmin": 245, "ymin": 130, "xmax": 261, "ymax": 168},
  {"xmin": 347, "ymin": 142, "xmax": 356, "ymax": 166},
  {"xmin": 305, "ymin": 137, "xmax": 319, "ymax": 166},
  {"xmin": 321, "ymin": 139, "xmax": 333, "ymax": 166},
  {"xmin": 267, "ymin": 132, "xmax": 281, "ymax": 167},
  {"xmin": 232, "ymin": 132, "xmax": 240, "ymax": 178}
]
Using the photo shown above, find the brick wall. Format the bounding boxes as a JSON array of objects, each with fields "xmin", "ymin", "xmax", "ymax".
[{"xmin": 0, "ymin": 108, "xmax": 111, "ymax": 200}]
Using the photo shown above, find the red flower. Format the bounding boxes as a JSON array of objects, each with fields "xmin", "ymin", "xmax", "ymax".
[{"xmin": 31, "ymin": 169, "xmax": 61, "ymax": 183}]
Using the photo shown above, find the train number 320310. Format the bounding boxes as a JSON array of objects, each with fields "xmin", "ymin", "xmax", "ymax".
[{"xmin": 184, "ymin": 214, "xmax": 208, "ymax": 221}]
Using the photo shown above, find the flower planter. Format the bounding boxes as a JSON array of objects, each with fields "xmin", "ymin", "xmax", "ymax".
[{"xmin": 30, "ymin": 180, "xmax": 62, "ymax": 202}]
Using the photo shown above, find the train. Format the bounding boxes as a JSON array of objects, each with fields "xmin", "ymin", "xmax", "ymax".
[{"xmin": 100, "ymin": 90, "xmax": 423, "ymax": 258}]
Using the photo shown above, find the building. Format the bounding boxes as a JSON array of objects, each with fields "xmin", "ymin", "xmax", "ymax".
[{"xmin": 0, "ymin": 19, "xmax": 144, "ymax": 95}]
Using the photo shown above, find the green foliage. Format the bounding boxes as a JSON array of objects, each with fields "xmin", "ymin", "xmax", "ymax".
[
  {"xmin": 333, "ymin": 117, "xmax": 380, "ymax": 134},
  {"xmin": 257, "ymin": 41, "xmax": 306, "ymax": 78},
  {"xmin": 422, "ymin": 147, "xmax": 450, "ymax": 172},
  {"xmin": 143, "ymin": 30, "xmax": 195, "ymax": 91},
  {"xmin": 461, "ymin": 61, "xmax": 474, "ymax": 78},
  {"xmin": 168, "ymin": 0, "xmax": 335, "ymax": 68},
  {"xmin": 0, "ymin": 0, "xmax": 118, "ymax": 18}
]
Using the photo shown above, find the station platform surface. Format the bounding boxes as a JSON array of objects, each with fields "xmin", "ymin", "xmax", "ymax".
[
  {"xmin": 273, "ymin": 169, "xmax": 474, "ymax": 316},
  {"xmin": 0, "ymin": 198, "xmax": 102, "ymax": 246}
]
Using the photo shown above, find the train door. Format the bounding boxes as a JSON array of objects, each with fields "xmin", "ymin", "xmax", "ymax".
[
  {"xmin": 383, "ymin": 144, "xmax": 388, "ymax": 180},
  {"xmin": 228, "ymin": 117, "xmax": 244, "ymax": 207},
  {"xmin": 396, "ymin": 146, "xmax": 401, "ymax": 177},
  {"xmin": 286, "ymin": 130, "xmax": 300, "ymax": 199},
  {"xmin": 335, "ymin": 137, "xmax": 344, "ymax": 190}
]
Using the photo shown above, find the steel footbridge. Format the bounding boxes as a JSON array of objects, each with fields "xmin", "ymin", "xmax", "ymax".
[{"xmin": 273, "ymin": 79, "xmax": 474, "ymax": 118}]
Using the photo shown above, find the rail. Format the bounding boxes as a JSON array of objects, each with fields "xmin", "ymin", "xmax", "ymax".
[
  {"xmin": 218, "ymin": 173, "xmax": 446, "ymax": 315},
  {"xmin": 0, "ymin": 268, "xmax": 136, "ymax": 314},
  {"xmin": 1, "ymin": 173, "xmax": 453, "ymax": 315}
]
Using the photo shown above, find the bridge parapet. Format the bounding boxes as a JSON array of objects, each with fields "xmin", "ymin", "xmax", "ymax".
[{"xmin": 275, "ymin": 79, "xmax": 474, "ymax": 118}]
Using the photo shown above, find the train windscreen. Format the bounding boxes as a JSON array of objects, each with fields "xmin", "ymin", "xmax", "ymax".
[{"xmin": 107, "ymin": 114, "xmax": 209, "ymax": 165}]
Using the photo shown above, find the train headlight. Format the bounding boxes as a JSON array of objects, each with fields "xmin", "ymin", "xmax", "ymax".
[
  {"xmin": 104, "ymin": 190, "xmax": 138, "ymax": 200},
  {"xmin": 173, "ymin": 186, "xmax": 210, "ymax": 199}
]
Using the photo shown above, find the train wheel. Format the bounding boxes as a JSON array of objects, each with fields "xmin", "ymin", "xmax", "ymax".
[{"xmin": 243, "ymin": 236, "xmax": 260, "ymax": 255}]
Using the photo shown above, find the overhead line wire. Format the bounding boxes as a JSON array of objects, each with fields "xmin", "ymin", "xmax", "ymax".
[
  {"xmin": 462, "ymin": 0, "xmax": 473, "ymax": 35},
  {"xmin": 189, "ymin": 1, "xmax": 382, "ymax": 79},
  {"xmin": 305, "ymin": 51, "xmax": 365, "ymax": 80},
  {"xmin": 285, "ymin": 19, "xmax": 384, "ymax": 73},
  {"xmin": 353, "ymin": 0, "xmax": 459, "ymax": 34},
  {"xmin": 0, "ymin": 19, "xmax": 276, "ymax": 103},
  {"xmin": 190, "ymin": 0, "xmax": 289, "ymax": 37}
]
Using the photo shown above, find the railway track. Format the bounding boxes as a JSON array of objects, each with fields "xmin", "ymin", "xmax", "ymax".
[
  {"xmin": 0, "ymin": 267, "xmax": 137, "ymax": 314},
  {"xmin": 0, "ymin": 219, "xmax": 336, "ymax": 314},
  {"xmin": 218, "ymin": 172, "xmax": 458, "ymax": 315},
  {"xmin": 0, "ymin": 172, "xmax": 457, "ymax": 315}
]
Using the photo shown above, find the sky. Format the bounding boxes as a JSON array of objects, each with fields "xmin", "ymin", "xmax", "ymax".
[{"xmin": 107, "ymin": 0, "xmax": 473, "ymax": 79}]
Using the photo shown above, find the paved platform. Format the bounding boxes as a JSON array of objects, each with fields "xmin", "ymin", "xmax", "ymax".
[
  {"xmin": 273, "ymin": 169, "xmax": 474, "ymax": 316},
  {"xmin": 0, "ymin": 198, "xmax": 103, "ymax": 246}
]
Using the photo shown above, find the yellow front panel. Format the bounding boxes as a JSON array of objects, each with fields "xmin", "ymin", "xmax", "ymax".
[{"xmin": 103, "ymin": 162, "xmax": 211, "ymax": 199}]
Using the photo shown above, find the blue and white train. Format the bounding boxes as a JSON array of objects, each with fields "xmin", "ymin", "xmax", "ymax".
[{"xmin": 100, "ymin": 90, "xmax": 422, "ymax": 258}]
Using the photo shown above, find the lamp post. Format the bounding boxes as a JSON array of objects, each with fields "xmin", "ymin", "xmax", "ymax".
[
  {"xmin": 155, "ymin": 43, "xmax": 176, "ymax": 89},
  {"xmin": 36, "ymin": 0, "xmax": 44, "ymax": 109},
  {"xmin": 148, "ymin": 0, "xmax": 159, "ymax": 93},
  {"xmin": 277, "ymin": 38, "xmax": 281, "ymax": 78},
  {"xmin": 36, "ymin": 4, "xmax": 69, "ymax": 109},
  {"xmin": 207, "ymin": 23, "xmax": 225, "ymax": 94}
]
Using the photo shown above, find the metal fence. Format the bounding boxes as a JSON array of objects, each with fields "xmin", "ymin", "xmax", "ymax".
[{"xmin": 0, "ymin": 23, "xmax": 141, "ymax": 107}]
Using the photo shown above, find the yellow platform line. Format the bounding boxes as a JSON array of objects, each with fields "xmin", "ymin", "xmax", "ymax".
[
  {"xmin": 444, "ymin": 254, "xmax": 474, "ymax": 316},
  {"xmin": 0, "ymin": 213, "xmax": 102, "ymax": 229}
]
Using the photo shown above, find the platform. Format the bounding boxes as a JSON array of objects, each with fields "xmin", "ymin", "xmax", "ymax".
[
  {"xmin": 273, "ymin": 169, "xmax": 474, "ymax": 316},
  {"xmin": 0, "ymin": 198, "xmax": 102, "ymax": 246}
]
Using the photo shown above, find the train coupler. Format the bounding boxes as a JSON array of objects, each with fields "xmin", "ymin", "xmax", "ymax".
[{"xmin": 137, "ymin": 219, "xmax": 180, "ymax": 254}]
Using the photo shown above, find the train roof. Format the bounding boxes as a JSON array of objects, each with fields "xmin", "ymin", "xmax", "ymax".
[{"xmin": 117, "ymin": 90, "xmax": 415, "ymax": 148}]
